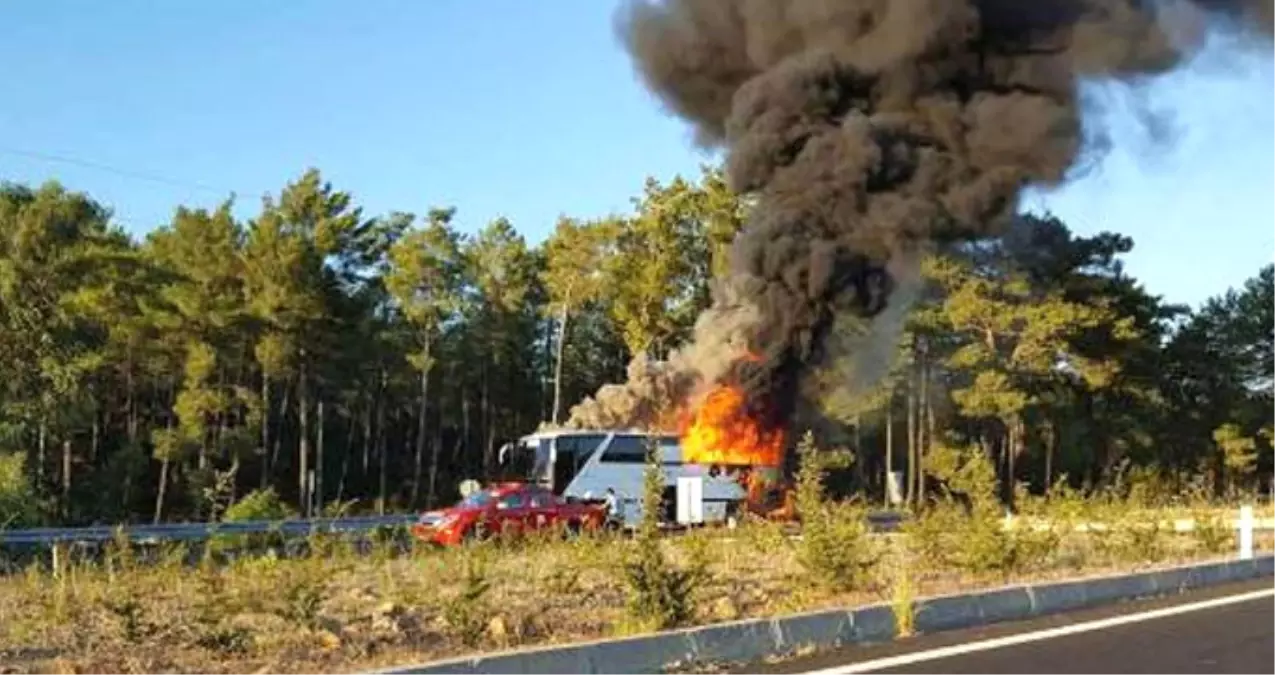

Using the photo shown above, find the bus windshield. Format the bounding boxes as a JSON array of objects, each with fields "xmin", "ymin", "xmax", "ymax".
[{"xmin": 496, "ymin": 438, "xmax": 551, "ymax": 483}]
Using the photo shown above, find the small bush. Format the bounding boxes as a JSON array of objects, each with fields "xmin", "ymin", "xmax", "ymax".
[
  {"xmin": 187, "ymin": 562, "xmax": 254, "ymax": 654},
  {"xmin": 907, "ymin": 445, "xmax": 1069, "ymax": 578},
  {"xmin": 1191, "ymin": 512, "xmax": 1233, "ymax": 556},
  {"xmin": 0, "ymin": 451, "xmax": 44, "ymax": 529},
  {"xmin": 272, "ymin": 564, "xmax": 327, "ymax": 629},
  {"xmin": 102, "ymin": 594, "xmax": 153, "ymax": 643},
  {"xmin": 223, "ymin": 487, "xmax": 296, "ymax": 522},
  {"xmin": 215, "ymin": 487, "xmax": 298, "ymax": 553},
  {"xmin": 794, "ymin": 432, "xmax": 876, "ymax": 591},
  {"xmin": 741, "ymin": 513, "xmax": 790, "ymax": 557},
  {"xmin": 440, "ymin": 551, "xmax": 492, "ymax": 647},
  {"xmin": 890, "ymin": 565, "xmax": 916, "ymax": 638},
  {"xmin": 622, "ymin": 444, "xmax": 705, "ymax": 630},
  {"xmin": 1115, "ymin": 516, "xmax": 1166, "ymax": 564}
]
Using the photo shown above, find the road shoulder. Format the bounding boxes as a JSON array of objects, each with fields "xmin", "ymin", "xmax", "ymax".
[{"xmin": 735, "ymin": 577, "xmax": 1275, "ymax": 674}]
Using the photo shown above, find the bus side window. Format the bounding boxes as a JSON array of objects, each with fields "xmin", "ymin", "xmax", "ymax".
[{"xmin": 600, "ymin": 435, "xmax": 655, "ymax": 463}]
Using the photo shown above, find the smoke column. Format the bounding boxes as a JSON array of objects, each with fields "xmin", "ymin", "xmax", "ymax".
[{"xmin": 567, "ymin": 0, "xmax": 1271, "ymax": 432}]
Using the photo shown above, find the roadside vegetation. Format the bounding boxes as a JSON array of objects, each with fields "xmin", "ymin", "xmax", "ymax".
[
  {"xmin": 0, "ymin": 171, "xmax": 1270, "ymax": 533},
  {"xmin": 0, "ymin": 115, "xmax": 1270, "ymax": 675},
  {"xmin": 2, "ymin": 441, "xmax": 1270, "ymax": 674}
]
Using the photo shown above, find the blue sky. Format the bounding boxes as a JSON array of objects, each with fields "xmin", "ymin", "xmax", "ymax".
[{"xmin": 1, "ymin": 1, "xmax": 1270, "ymax": 310}]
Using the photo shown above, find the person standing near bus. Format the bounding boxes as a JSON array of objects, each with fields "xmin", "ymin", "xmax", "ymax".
[{"xmin": 603, "ymin": 487, "xmax": 624, "ymax": 529}]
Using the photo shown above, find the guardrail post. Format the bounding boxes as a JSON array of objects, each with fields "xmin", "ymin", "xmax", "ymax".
[
  {"xmin": 51, "ymin": 541, "xmax": 68, "ymax": 578},
  {"xmin": 1238, "ymin": 504, "xmax": 1254, "ymax": 560}
]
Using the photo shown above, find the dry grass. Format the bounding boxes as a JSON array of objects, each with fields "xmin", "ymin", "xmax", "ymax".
[{"xmin": 0, "ymin": 511, "xmax": 1270, "ymax": 674}]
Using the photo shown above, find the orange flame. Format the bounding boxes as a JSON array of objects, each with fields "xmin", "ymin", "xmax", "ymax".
[{"xmin": 679, "ymin": 385, "xmax": 784, "ymax": 468}]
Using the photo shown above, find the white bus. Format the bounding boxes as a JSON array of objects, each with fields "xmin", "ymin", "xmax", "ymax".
[{"xmin": 497, "ymin": 429, "xmax": 748, "ymax": 528}]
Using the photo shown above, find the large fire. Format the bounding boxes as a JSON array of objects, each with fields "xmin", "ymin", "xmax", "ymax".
[{"xmin": 679, "ymin": 385, "xmax": 785, "ymax": 468}]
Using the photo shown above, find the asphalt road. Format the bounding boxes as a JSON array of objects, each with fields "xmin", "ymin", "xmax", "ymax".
[{"xmin": 740, "ymin": 577, "xmax": 1274, "ymax": 675}]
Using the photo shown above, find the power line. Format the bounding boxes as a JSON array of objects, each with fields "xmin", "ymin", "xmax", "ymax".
[{"xmin": 0, "ymin": 145, "xmax": 253, "ymax": 199}]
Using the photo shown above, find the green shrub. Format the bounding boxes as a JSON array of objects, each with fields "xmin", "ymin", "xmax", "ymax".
[
  {"xmin": 1191, "ymin": 510, "xmax": 1233, "ymax": 556},
  {"xmin": 911, "ymin": 443, "xmax": 1062, "ymax": 578},
  {"xmin": 213, "ymin": 487, "xmax": 297, "ymax": 553},
  {"xmin": 794, "ymin": 432, "xmax": 876, "ymax": 591},
  {"xmin": 223, "ymin": 487, "xmax": 296, "ymax": 522},
  {"xmin": 0, "ymin": 452, "xmax": 43, "ymax": 529},
  {"xmin": 440, "ymin": 551, "xmax": 492, "ymax": 646},
  {"xmin": 621, "ymin": 443, "xmax": 705, "ymax": 630}
]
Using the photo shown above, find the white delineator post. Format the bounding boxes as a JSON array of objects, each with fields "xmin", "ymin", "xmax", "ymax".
[{"xmin": 1238, "ymin": 505, "xmax": 1254, "ymax": 560}]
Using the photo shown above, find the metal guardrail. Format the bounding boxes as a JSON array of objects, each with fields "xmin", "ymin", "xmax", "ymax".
[
  {"xmin": 0, "ymin": 508, "xmax": 1260, "ymax": 549},
  {"xmin": 0, "ymin": 510, "xmax": 904, "ymax": 548},
  {"xmin": 0, "ymin": 514, "xmax": 419, "ymax": 547}
]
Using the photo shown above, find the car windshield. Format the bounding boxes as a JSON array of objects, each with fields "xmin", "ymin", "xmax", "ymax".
[{"xmin": 458, "ymin": 491, "xmax": 494, "ymax": 509}]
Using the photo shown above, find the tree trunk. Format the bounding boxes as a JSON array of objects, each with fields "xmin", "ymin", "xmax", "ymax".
[
  {"xmin": 153, "ymin": 459, "xmax": 169, "ymax": 525},
  {"xmin": 411, "ymin": 336, "xmax": 431, "ymax": 508},
  {"xmin": 428, "ymin": 405, "xmax": 444, "ymax": 508},
  {"xmin": 482, "ymin": 365, "xmax": 493, "ymax": 477},
  {"xmin": 298, "ymin": 354, "xmax": 311, "ymax": 518},
  {"xmin": 906, "ymin": 367, "xmax": 917, "ymax": 506},
  {"xmin": 1004, "ymin": 420, "xmax": 1015, "ymax": 508},
  {"xmin": 458, "ymin": 390, "xmax": 471, "ymax": 465},
  {"xmin": 260, "ymin": 374, "xmax": 271, "ymax": 489},
  {"xmin": 61, "ymin": 438, "xmax": 72, "ymax": 519},
  {"xmin": 37, "ymin": 419, "xmax": 46, "ymax": 487},
  {"xmin": 885, "ymin": 398, "xmax": 894, "ymax": 508},
  {"xmin": 315, "ymin": 400, "xmax": 325, "ymax": 516},
  {"xmin": 361, "ymin": 394, "xmax": 373, "ymax": 477},
  {"xmin": 337, "ymin": 413, "xmax": 356, "ymax": 504},
  {"xmin": 155, "ymin": 413, "xmax": 175, "ymax": 523},
  {"xmin": 271, "ymin": 382, "xmax": 290, "ymax": 482},
  {"xmin": 91, "ymin": 411, "xmax": 100, "ymax": 465},
  {"xmin": 377, "ymin": 371, "xmax": 389, "ymax": 515},
  {"xmin": 197, "ymin": 434, "xmax": 208, "ymax": 472},
  {"xmin": 126, "ymin": 363, "xmax": 139, "ymax": 444},
  {"xmin": 228, "ymin": 453, "xmax": 241, "ymax": 505},
  {"xmin": 552, "ymin": 302, "xmax": 570, "ymax": 425},
  {"xmin": 124, "ymin": 363, "xmax": 138, "ymax": 517},
  {"xmin": 1044, "ymin": 420, "xmax": 1055, "ymax": 493},
  {"xmin": 853, "ymin": 413, "xmax": 865, "ymax": 489},
  {"xmin": 924, "ymin": 357, "xmax": 937, "ymax": 500},
  {"xmin": 917, "ymin": 348, "xmax": 930, "ymax": 505}
]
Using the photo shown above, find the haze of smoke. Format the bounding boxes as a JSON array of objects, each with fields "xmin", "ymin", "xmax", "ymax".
[
  {"xmin": 568, "ymin": 0, "xmax": 1271, "ymax": 434},
  {"xmin": 565, "ymin": 283, "xmax": 763, "ymax": 430},
  {"xmin": 800, "ymin": 246, "xmax": 927, "ymax": 422}
]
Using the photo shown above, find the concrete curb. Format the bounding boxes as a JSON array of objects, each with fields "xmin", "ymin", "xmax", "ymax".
[{"xmin": 382, "ymin": 555, "xmax": 1274, "ymax": 674}]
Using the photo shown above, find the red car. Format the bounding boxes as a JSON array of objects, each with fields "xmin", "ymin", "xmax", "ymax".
[{"xmin": 411, "ymin": 482, "xmax": 607, "ymax": 546}]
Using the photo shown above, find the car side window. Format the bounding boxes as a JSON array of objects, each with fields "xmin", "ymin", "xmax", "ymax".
[
  {"xmin": 498, "ymin": 494, "xmax": 525, "ymax": 509},
  {"xmin": 529, "ymin": 491, "xmax": 553, "ymax": 509}
]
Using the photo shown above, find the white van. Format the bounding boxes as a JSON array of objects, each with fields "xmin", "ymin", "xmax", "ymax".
[{"xmin": 497, "ymin": 429, "xmax": 747, "ymax": 528}]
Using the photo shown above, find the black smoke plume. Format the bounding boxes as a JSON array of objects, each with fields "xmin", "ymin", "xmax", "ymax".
[{"xmin": 566, "ymin": 0, "xmax": 1270, "ymax": 434}]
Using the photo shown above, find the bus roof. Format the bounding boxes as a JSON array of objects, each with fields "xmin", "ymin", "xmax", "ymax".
[{"xmin": 520, "ymin": 428, "xmax": 676, "ymax": 442}]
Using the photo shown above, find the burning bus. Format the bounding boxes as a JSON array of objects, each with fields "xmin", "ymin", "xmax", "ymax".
[
  {"xmin": 497, "ymin": 430, "xmax": 748, "ymax": 528},
  {"xmin": 497, "ymin": 379, "xmax": 796, "ymax": 528}
]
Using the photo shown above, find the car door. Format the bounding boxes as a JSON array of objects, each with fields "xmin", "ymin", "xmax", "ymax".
[
  {"xmin": 527, "ymin": 488, "xmax": 556, "ymax": 531},
  {"xmin": 494, "ymin": 490, "xmax": 531, "ymax": 537}
]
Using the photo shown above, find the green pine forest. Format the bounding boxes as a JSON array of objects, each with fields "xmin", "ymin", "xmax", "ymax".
[{"xmin": 0, "ymin": 165, "xmax": 1270, "ymax": 528}]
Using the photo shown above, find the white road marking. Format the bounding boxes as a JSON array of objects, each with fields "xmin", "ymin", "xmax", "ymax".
[{"xmin": 803, "ymin": 587, "xmax": 1275, "ymax": 674}]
